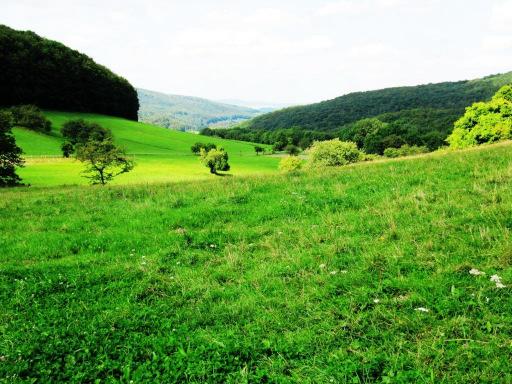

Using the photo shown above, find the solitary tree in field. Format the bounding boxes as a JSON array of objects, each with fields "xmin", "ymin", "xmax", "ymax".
[
  {"xmin": 0, "ymin": 111, "xmax": 24, "ymax": 187},
  {"xmin": 200, "ymin": 147, "xmax": 230, "ymax": 174},
  {"xmin": 76, "ymin": 139, "xmax": 134, "ymax": 185},
  {"xmin": 254, "ymin": 145, "xmax": 264, "ymax": 155}
]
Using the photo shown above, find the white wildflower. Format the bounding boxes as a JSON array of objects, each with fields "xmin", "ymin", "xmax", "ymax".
[
  {"xmin": 373, "ymin": 299, "xmax": 380, "ymax": 304},
  {"xmin": 469, "ymin": 268, "xmax": 485, "ymax": 276},
  {"xmin": 330, "ymin": 271, "xmax": 337, "ymax": 275},
  {"xmin": 319, "ymin": 264, "xmax": 326, "ymax": 269},
  {"xmin": 490, "ymin": 274, "xmax": 506, "ymax": 288},
  {"xmin": 415, "ymin": 307, "xmax": 429, "ymax": 313},
  {"xmin": 490, "ymin": 274, "xmax": 502, "ymax": 283},
  {"xmin": 339, "ymin": 270, "xmax": 348, "ymax": 274}
]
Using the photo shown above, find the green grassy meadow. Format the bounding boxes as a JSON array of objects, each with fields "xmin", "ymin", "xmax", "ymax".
[
  {"xmin": 1, "ymin": 142, "xmax": 511, "ymax": 382},
  {"xmin": 13, "ymin": 111, "xmax": 279, "ymax": 186}
]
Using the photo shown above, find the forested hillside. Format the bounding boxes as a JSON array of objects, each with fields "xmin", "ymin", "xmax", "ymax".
[
  {"xmin": 0, "ymin": 25, "xmax": 139, "ymax": 120},
  {"xmin": 138, "ymin": 89, "xmax": 263, "ymax": 131},
  {"xmin": 205, "ymin": 72, "xmax": 512, "ymax": 151}
]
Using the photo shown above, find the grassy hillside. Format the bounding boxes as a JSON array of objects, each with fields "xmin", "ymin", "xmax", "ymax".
[
  {"xmin": 138, "ymin": 89, "xmax": 263, "ymax": 132},
  {"xmin": 14, "ymin": 111, "xmax": 279, "ymax": 186},
  {"xmin": 1, "ymin": 142, "xmax": 511, "ymax": 382},
  {"xmin": 209, "ymin": 72, "xmax": 512, "ymax": 151}
]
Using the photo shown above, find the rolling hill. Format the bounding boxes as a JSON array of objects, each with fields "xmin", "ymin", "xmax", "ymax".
[
  {"xmin": 13, "ymin": 111, "xmax": 279, "ymax": 186},
  {"xmin": 137, "ymin": 89, "xmax": 264, "ymax": 132},
  {"xmin": 208, "ymin": 72, "xmax": 512, "ymax": 151},
  {"xmin": 0, "ymin": 25, "xmax": 138, "ymax": 120}
]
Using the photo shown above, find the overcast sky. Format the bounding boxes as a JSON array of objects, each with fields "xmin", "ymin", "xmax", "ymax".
[{"xmin": 2, "ymin": 0, "xmax": 512, "ymax": 105}]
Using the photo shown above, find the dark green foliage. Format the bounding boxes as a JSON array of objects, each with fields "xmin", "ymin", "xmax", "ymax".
[
  {"xmin": 75, "ymin": 139, "xmax": 134, "ymax": 185},
  {"xmin": 285, "ymin": 144, "xmax": 300, "ymax": 156},
  {"xmin": 0, "ymin": 25, "xmax": 139, "ymax": 120},
  {"xmin": 191, "ymin": 142, "xmax": 217, "ymax": 155},
  {"xmin": 9, "ymin": 105, "xmax": 52, "ymax": 133},
  {"xmin": 61, "ymin": 119, "xmax": 112, "ymax": 156},
  {"xmin": 0, "ymin": 111, "xmax": 24, "ymax": 186},
  {"xmin": 247, "ymin": 72, "xmax": 512, "ymax": 131},
  {"xmin": 254, "ymin": 145, "xmax": 264, "ymax": 155},
  {"xmin": 205, "ymin": 73, "xmax": 512, "ymax": 152},
  {"xmin": 61, "ymin": 142, "xmax": 74, "ymax": 158}
]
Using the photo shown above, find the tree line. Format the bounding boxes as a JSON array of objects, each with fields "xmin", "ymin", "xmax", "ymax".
[{"xmin": 202, "ymin": 72, "xmax": 512, "ymax": 154}]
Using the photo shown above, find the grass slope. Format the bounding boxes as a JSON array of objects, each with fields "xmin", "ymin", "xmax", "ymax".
[
  {"xmin": 14, "ymin": 111, "xmax": 278, "ymax": 186},
  {"xmin": 1, "ymin": 143, "xmax": 511, "ymax": 382}
]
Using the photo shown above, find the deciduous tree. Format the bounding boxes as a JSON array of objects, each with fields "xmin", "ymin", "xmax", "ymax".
[
  {"xmin": 75, "ymin": 139, "xmax": 134, "ymax": 185},
  {"xmin": 0, "ymin": 111, "xmax": 24, "ymax": 187}
]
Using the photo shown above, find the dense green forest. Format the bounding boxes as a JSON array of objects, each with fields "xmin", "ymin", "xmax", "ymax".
[
  {"xmin": 204, "ymin": 72, "xmax": 512, "ymax": 152},
  {"xmin": 0, "ymin": 25, "xmax": 139, "ymax": 120}
]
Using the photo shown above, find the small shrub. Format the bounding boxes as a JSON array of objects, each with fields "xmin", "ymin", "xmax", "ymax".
[
  {"xmin": 383, "ymin": 145, "xmax": 429, "ymax": 158},
  {"xmin": 10, "ymin": 105, "xmax": 52, "ymax": 134},
  {"xmin": 254, "ymin": 145, "xmax": 265, "ymax": 155},
  {"xmin": 361, "ymin": 153, "xmax": 381, "ymax": 162},
  {"xmin": 279, "ymin": 156, "xmax": 303, "ymax": 173},
  {"xmin": 307, "ymin": 139, "xmax": 362, "ymax": 168},
  {"xmin": 285, "ymin": 144, "xmax": 300, "ymax": 156}
]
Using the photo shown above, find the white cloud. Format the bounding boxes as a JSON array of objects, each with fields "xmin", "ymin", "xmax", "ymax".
[
  {"xmin": 349, "ymin": 43, "xmax": 400, "ymax": 59},
  {"xmin": 316, "ymin": 0, "xmax": 439, "ymax": 16},
  {"xmin": 490, "ymin": 0, "xmax": 512, "ymax": 31},
  {"xmin": 0, "ymin": 0, "xmax": 506, "ymax": 104}
]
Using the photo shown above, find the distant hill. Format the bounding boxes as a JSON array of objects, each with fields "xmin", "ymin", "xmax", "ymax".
[
  {"xmin": 0, "ymin": 25, "xmax": 139, "ymax": 120},
  {"xmin": 217, "ymin": 99, "xmax": 293, "ymax": 111},
  {"xmin": 137, "ymin": 89, "xmax": 264, "ymax": 132},
  {"xmin": 245, "ymin": 72, "xmax": 512, "ymax": 131},
  {"xmin": 205, "ymin": 72, "xmax": 512, "ymax": 152}
]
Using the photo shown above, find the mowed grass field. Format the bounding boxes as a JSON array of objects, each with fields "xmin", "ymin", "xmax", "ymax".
[
  {"xmin": 13, "ymin": 112, "xmax": 279, "ymax": 186},
  {"xmin": 1, "ymin": 142, "xmax": 511, "ymax": 382}
]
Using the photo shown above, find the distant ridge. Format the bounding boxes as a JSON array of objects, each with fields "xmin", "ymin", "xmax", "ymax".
[
  {"xmin": 137, "ymin": 89, "xmax": 265, "ymax": 132},
  {"xmin": 206, "ymin": 71, "xmax": 512, "ymax": 151},
  {"xmin": 245, "ymin": 72, "xmax": 512, "ymax": 131}
]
